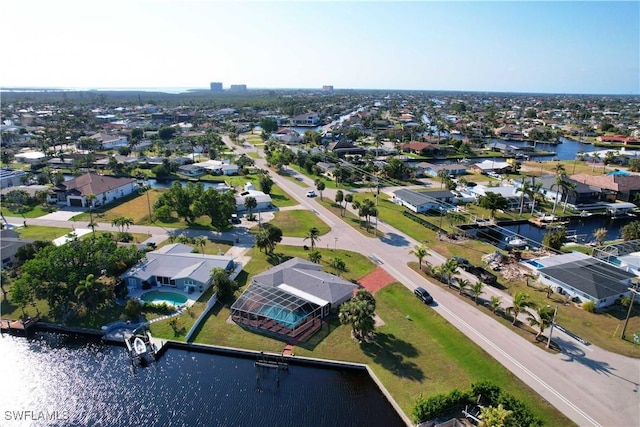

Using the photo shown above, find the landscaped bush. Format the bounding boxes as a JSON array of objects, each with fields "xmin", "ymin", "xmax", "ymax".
[
  {"xmin": 412, "ymin": 389, "xmax": 473, "ymax": 422},
  {"xmin": 143, "ymin": 301, "xmax": 174, "ymax": 315},
  {"xmin": 412, "ymin": 381, "xmax": 543, "ymax": 426},
  {"xmin": 124, "ymin": 299, "xmax": 142, "ymax": 319},
  {"xmin": 403, "ymin": 211, "xmax": 443, "ymax": 233},
  {"xmin": 582, "ymin": 300, "xmax": 596, "ymax": 313}
]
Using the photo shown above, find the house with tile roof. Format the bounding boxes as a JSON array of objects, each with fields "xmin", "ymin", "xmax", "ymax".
[
  {"xmin": 52, "ymin": 172, "xmax": 137, "ymax": 208},
  {"xmin": 571, "ymin": 173, "xmax": 640, "ymax": 203},
  {"xmin": 120, "ymin": 243, "xmax": 235, "ymax": 293}
]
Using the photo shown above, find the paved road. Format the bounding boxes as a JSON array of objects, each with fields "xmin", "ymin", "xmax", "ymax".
[
  {"xmin": 230, "ymin": 136, "xmax": 640, "ymax": 427},
  {"xmin": 7, "ymin": 137, "xmax": 639, "ymax": 426}
]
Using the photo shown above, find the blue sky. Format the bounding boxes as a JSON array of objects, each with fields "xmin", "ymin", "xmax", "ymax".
[{"xmin": 1, "ymin": 1, "xmax": 638, "ymax": 94}]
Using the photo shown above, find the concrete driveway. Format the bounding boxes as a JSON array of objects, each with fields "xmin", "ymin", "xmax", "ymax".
[{"xmin": 38, "ymin": 207, "xmax": 86, "ymax": 221}]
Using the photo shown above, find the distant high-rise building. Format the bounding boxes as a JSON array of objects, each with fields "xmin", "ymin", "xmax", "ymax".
[
  {"xmin": 229, "ymin": 84, "xmax": 247, "ymax": 92},
  {"xmin": 210, "ymin": 82, "xmax": 223, "ymax": 92},
  {"xmin": 322, "ymin": 85, "xmax": 334, "ymax": 92}
]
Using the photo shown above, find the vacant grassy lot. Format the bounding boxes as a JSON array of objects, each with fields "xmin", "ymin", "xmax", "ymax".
[
  {"xmin": 72, "ymin": 189, "xmax": 163, "ymax": 224},
  {"xmin": 17, "ymin": 225, "xmax": 72, "ymax": 240},
  {"xmin": 522, "ymin": 159, "xmax": 614, "ymax": 176},
  {"xmin": 267, "ymin": 209, "xmax": 331, "ymax": 237}
]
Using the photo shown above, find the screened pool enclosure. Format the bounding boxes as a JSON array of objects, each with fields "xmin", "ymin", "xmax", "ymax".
[{"xmin": 231, "ymin": 282, "xmax": 325, "ymax": 338}]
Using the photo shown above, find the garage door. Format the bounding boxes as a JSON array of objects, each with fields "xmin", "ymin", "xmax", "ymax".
[{"xmin": 70, "ymin": 198, "xmax": 83, "ymax": 207}]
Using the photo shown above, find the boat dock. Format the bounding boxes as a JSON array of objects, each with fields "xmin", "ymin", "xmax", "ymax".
[
  {"xmin": 0, "ymin": 316, "xmax": 39, "ymax": 336},
  {"xmin": 255, "ymin": 352, "xmax": 288, "ymax": 371}
]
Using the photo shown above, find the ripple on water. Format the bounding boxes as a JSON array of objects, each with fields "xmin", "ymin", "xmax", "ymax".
[{"xmin": 0, "ymin": 333, "xmax": 405, "ymax": 427}]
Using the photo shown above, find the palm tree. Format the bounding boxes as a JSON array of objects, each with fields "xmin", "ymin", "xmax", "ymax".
[
  {"xmin": 478, "ymin": 404, "xmax": 513, "ymax": 427},
  {"xmin": 527, "ymin": 305, "xmax": 555, "ymax": 341},
  {"xmin": 471, "ymin": 281, "xmax": 484, "ymax": 304},
  {"xmin": 244, "ymin": 196, "xmax": 257, "ymax": 220},
  {"xmin": 490, "ymin": 296, "xmax": 502, "ymax": 314},
  {"xmin": 457, "ymin": 278, "xmax": 471, "ymax": 295},
  {"xmin": 315, "ymin": 179, "xmax": 326, "ymax": 200},
  {"xmin": 352, "ymin": 200, "xmax": 362, "ymax": 227},
  {"xmin": 330, "ymin": 257, "xmax": 346, "ymax": 276},
  {"xmin": 590, "ymin": 152, "xmax": 600, "ymax": 172},
  {"xmin": 74, "ymin": 274, "xmax": 108, "ymax": 315},
  {"xmin": 194, "ymin": 236, "xmax": 207, "ymax": 255},
  {"xmin": 85, "ymin": 193, "xmax": 97, "ymax": 234},
  {"xmin": 593, "ymin": 227, "xmax": 607, "ymax": 246},
  {"xmin": 437, "ymin": 169, "xmax": 449, "ymax": 189},
  {"xmin": 304, "ymin": 227, "xmax": 321, "ymax": 250},
  {"xmin": 506, "ymin": 292, "xmax": 535, "ymax": 325},
  {"xmin": 515, "ymin": 180, "xmax": 532, "ymax": 217},
  {"xmin": 560, "ymin": 180, "xmax": 576, "ymax": 213},
  {"xmin": 439, "ymin": 258, "xmax": 459, "ymax": 289},
  {"xmin": 410, "ymin": 244, "xmax": 429, "ymax": 270},
  {"xmin": 308, "ymin": 250, "xmax": 322, "ymax": 263},
  {"xmin": 550, "ymin": 175, "xmax": 564, "ymax": 216},
  {"xmin": 111, "ymin": 216, "xmax": 134, "ymax": 233},
  {"xmin": 335, "ymin": 190, "xmax": 344, "ymax": 216},
  {"xmin": 338, "ymin": 290, "xmax": 376, "ymax": 341}
]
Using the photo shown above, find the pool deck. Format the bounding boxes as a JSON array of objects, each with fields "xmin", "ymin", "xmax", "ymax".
[{"xmin": 128, "ymin": 288, "xmax": 200, "ymax": 308}]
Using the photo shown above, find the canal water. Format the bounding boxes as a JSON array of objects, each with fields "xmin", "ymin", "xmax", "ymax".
[
  {"xmin": 470, "ymin": 214, "xmax": 636, "ymax": 250},
  {"xmin": 0, "ymin": 333, "xmax": 405, "ymax": 427}
]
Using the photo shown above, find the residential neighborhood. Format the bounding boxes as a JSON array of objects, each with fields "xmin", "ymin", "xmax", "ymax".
[{"xmin": 1, "ymin": 88, "xmax": 639, "ymax": 427}]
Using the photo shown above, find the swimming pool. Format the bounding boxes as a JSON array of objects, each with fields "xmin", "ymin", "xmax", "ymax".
[
  {"xmin": 524, "ymin": 260, "xmax": 545, "ymax": 269},
  {"xmin": 141, "ymin": 291, "xmax": 188, "ymax": 307},
  {"xmin": 260, "ymin": 305, "xmax": 307, "ymax": 328}
]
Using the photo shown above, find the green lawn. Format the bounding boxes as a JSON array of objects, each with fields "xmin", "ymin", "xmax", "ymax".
[
  {"xmin": 2, "ymin": 205, "xmax": 57, "ymax": 219},
  {"xmin": 267, "ymin": 210, "xmax": 331, "ymax": 237},
  {"xmin": 16, "ymin": 225, "xmax": 72, "ymax": 241},
  {"xmin": 318, "ymin": 198, "xmax": 385, "ymax": 238}
]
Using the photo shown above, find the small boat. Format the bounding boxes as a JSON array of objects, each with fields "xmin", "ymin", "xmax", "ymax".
[
  {"xmin": 505, "ymin": 237, "xmax": 527, "ymax": 248},
  {"xmin": 133, "ymin": 337, "xmax": 148, "ymax": 355}
]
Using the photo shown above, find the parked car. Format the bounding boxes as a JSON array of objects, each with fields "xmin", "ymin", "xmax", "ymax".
[
  {"xmin": 306, "ymin": 190, "xmax": 317, "ymax": 197},
  {"xmin": 451, "ymin": 257, "xmax": 473, "ymax": 271},
  {"xmin": 230, "ymin": 214, "xmax": 241, "ymax": 224},
  {"xmin": 414, "ymin": 287, "xmax": 434, "ymax": 304}
]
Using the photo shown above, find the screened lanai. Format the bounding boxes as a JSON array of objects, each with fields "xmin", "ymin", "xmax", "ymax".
[{"xmin": 231, "ymin": 281, "xmax": 326, "ymax": 338}]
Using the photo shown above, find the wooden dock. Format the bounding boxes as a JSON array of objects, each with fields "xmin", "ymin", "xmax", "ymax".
[{"xmin": 0, "ymin": 316, "xmax": 40, "ymax": 336}]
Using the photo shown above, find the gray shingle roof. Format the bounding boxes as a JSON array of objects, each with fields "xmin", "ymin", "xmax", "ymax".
[
  {"xmin": 251, "ymin": 257, "xmax": 357, "ymax": 305},
  {"xmin": 539, "ymin": 257, "xmax": 636, "ymax": 299}
]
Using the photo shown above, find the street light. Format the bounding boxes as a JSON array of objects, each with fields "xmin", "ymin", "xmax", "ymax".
[{"xmin": 334, "ymin": 237, "xmax": 338, "ymax": 250}]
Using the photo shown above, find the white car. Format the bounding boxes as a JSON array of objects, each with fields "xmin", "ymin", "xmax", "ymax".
[{"xmin": 306, "ymin": 190, "xmax": 317, "ymax": 197}]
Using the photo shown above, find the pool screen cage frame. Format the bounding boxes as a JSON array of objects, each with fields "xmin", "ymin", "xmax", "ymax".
[
  {"xmin": 593, "ymin": 239, "xmax": 640, "ymax": 261},
  {"xmin": 231, "ymin": 281, "xmax": 325, "ymax": 338}
]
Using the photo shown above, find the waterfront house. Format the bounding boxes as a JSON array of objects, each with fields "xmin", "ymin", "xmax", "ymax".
[
  {"xmin": 14, "ymin": 151, "xmax": 47, "ymax": 166},
  {"xmin": 89, "ymin": 132, "xmax": 129, "ymax": 150},
  {"xmin": 272, "ymin": 128, "xmax": 303, "ymax": 144},
  {"xmin": 194, "ymin": 159, "xmax": 239, "ymax": 176},
  {"xmin": 571, "ymin": 173, "xmax": 640, "ymax": 203},
  {"xmin": 531, "ymin": 252, "xmax": 637, "ymax": 308},
  {"xmin": 231, "ymin": 257, "xmax": 358, "ymax": 338},
  {"xmin": 326, "ymin": 140, "xmax": 366, "ymax": 156},
  {"xmin": 535, "ymin": 175, "xmax": 608, "ymax": 207},
  {"xmin": 401, "ymin": 142, "xmax": 438, "ymax": 156},
  {"xmin": 52, "ymin": 172, "xmax": 137, "ymax": 208},
  {"xmin": 468, "ymin": 185, "xmax": 522, "ymax": 210},
  {"xmin": 470, "ymin": 160, "xmax": 512, "ymax": 174},
  {"xmin": 178, "ymin": 164, "xmax": 206, "ymax": 177},
  {"xmin": 392, "ymin": 189, "xmax": 455, "ymax": 213},
  {"xmin": 415, "ymin": 162, "xmax": 467, "ymax": 178},
  {"xmin": 120, "ymin": 243, "xmax": 234, "ymax": 293},
  {"xmin": 290, "ymin": 112, "xmax": 320, "ymax": 126}
]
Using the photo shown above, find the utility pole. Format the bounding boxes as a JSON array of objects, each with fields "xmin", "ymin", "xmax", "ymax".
[
  {"xmin": 547, "ymin": 305, "xmax": 558, "ymax": 349},
  {"xmin": 621, "ymin": 279, "xmax": 640, "ymax": 339}
]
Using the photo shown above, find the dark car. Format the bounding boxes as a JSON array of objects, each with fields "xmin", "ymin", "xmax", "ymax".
[
  {"xmin": 414, "ymin": 287, "xmax": 434, "ymax": 304},
  {"xmin": 451, "ymin": 256, "xmax": 473, "ymax": 271}
]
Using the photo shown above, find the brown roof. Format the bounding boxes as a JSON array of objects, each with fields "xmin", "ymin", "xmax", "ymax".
[
  {"xmin": 56, "ymin": 173, "xmax": 135, "ymax": 196},
  {"xmin": 402, "ymin": 142, "xmax": 437, "ymax": 151},
  {"xmin": 570, "ymin": 173, "xmax": 640, "ymax": 192}
]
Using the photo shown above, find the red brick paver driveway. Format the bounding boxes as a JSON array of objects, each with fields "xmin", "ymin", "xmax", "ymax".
[{"xmin": 358, "ymin": 266, "xmax": 396, "ymax": 294}]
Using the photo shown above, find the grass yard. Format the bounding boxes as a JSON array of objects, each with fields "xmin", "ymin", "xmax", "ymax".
[
  {"xmin": 267, "ymin": 210, "xmax": 331, "ymax": 237},
  {"xmin": 297, "ymin": 283, "xmax": 570, "ymax": 425},
  {"xmin": 1, "ymin": 205, "xmax": 57, "ymax": 219},
  {"xmin": 72, "ymin": 189, "xmax": 163, "ymax": 224},
  {"xmin": 318, "ymin": 199, "xmax": 386, "ymax": 239},
  {"xmin": 522, "ymin": 159, "xmax": 614, "ymax": 176},
  {"xmin": 16, "ymin": 225, "xmax": 72, "ymax": 241}
]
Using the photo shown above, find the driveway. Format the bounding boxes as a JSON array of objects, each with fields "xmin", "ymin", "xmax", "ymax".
[{"xmin": 38, "ymin": 207, "xmax": 86, "ymax": 221}]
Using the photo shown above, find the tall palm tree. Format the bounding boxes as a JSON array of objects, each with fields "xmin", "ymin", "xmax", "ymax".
[
  {"xmin": 506, "ymin": 292, "xmax": 535, "ymax": 325},
  {"xmin": 85, "ymin": 193, "xmax": 97, "ymax": 235},
  {"xmin": 410, "ymin": 244, "xmax": 429, "ymax": 270},
  {"xmin": 591, "ymin": 152, "xmax": 600, "ymax": 172},
  {"xmin": 527, "ymin": 305, "xmax": 555, "ymax": 341},
  {"xmin": 515, "ymin": 180, "xmax": 532, "ymax": 217},
  {"xmin": 304, "ymin": 227, "xmax": 321, "ymax": 250},
  {"xmin": 560, "ymin": 179, "xmax": 576, "ymax": 213},
  {"xmin": 244, "ymin": 196, "xmax": 257, "ymax": 220},
  {"xmin": 593, "ymin": 227, "xmax": 607, "ymax": 246},
  {"xmin": 550, "ymin": 175, "xmax": 565, "ymax": 216}
]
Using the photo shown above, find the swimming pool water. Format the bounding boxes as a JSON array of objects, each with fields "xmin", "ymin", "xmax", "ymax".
[
  {"xmin": 141, "ymin": 291, "xmax": 187, "ymax": 306},
  {"xmin": 260, "ymin": 305, "xmax": 306, "ymax": 328},
  {"xmin": 525, "ymin": 260, "xmax": 545, "ymax": 269}
]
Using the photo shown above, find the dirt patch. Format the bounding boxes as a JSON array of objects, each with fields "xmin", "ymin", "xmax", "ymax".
[{"xmin": 358, "ymin": 266, "xmax": 396, "ymax": 295}]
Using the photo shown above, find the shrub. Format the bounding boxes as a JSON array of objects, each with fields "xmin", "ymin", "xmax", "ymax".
[
  {"xmin": 124, "ymin": 299, "xmax": 142, "ymax": 319},
  {"xmin": 412, "ymin": 389, "xmax": 472, "ymax": 422},
  {"xmin": 582, "ymin": 300, "xmax": 596, "ymax": 313}
]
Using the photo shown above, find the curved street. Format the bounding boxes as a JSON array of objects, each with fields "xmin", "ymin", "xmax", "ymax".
[{"xmin": 6, "ymin": 138, "xmax": 639, "ymax": 426}]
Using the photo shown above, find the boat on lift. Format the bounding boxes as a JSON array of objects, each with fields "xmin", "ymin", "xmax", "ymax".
[{"xmin": 505, "ymin": 237, "xmax": 527, "ymax": 249}]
